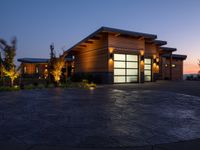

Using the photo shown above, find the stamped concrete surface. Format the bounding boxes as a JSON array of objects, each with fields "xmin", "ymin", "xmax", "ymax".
[{"xmin": 0, "ymin": 81, "xmax": 200, "ymax": 150}]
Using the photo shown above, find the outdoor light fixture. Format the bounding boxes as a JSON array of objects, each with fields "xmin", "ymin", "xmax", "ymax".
[
  {"xmin": 153, "ymin": 58, "xmax": 157, "ymax": 64},
  {"xmin": 110, "ymin": 53, "xmax": 113, "ymax": 60},
  {"xmin": 140, "ymin": 50, "xmax": 144, "ymax": 62},
  {"xmin": 141, "ymin": 55, "xmax": 144, "ymax": 61},
  {"xmin": 156, "ymin": 58, "xmax": 159, "ymax": 66}
]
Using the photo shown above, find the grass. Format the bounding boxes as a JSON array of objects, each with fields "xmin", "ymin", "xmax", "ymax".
[{"xmin": 0, "ymin": 86, "xmax": 20, "ymax": 91}]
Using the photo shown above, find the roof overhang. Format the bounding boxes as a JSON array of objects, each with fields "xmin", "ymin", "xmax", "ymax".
[
  {"xmin": 159, "ymin": 47, "xmax": 177, "ymax": 52},
  {"xmin": 154, "ymin": 40, "xmax": 167, "ymax": 46},
  {"xmin": 66, "ymin": 26, "xmax": 157, "ymax": 53},
  {"xmin": 18, "ymin": 58, "xmax": 49, "ymax": 63},
  {"xmin": 162, "ymin": 54, "xmax": 187, "ymax": 60}
]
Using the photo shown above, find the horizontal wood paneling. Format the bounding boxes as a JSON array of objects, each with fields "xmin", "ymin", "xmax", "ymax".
[
  {"xmin": 108, "ymin": 34, "xmax": 145, "ymax": 50},
  {"xmin": 74, "ymin": 33, "xmax": 108, "ymax": 72}
]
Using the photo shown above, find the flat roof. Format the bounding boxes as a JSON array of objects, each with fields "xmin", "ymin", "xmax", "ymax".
[
  {"xmin": 18, "ymin": 58, "xmax": 49, "ymax": 63},
  {"xmin": 162, "ymin": 54, "xmax": 187, "ymax": 60},
  {"xmin": 154, "ymin": 40, "xmax": 167, "ymax": 46},
  {"xmin": 160, "ymin": 47, "xmax": 177, "ymax": 52}
]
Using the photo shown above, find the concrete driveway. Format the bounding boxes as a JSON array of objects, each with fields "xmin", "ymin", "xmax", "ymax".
[{"xmin": 0, "ymin": 81, "xmax": 200, "ymax": 149}]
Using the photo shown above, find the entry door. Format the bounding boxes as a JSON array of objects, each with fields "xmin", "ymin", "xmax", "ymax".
[
  {"xmin": 144, "ymin": 58, "xmax": 152, "ymax": 81},
  {"xmin": 114, "ymin": 54, "xmax": 138, "ymax": 83}
]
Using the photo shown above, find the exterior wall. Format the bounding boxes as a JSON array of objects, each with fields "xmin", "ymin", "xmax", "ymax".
[
  {"xmin": 108, "ymin": 34, "xmax": 145, "ymax": 50},
  {"xmin": 74, "ymin": 33, "xmax": 108, "ymax": 73},
  {"xmin": 108, "ymin": 34, "xmax": 145, "ymax": 83},
  {"xmin": 73, "ymin": 33, "xmax": 110, "ymax": 83},
  {"xmin": 161, "ymin": 58, "xmax": 184, "ymax": 80},
  {"xmin": 21, "ymin": 63, "xmax": 48, "ymax": 78},
  {"xmin": 144, "ymin": 43, "xmax": 160, "ymax": 81}
]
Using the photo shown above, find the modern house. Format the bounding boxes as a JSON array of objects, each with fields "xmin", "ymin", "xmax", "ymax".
[
  {"xmin": 63, "ymin": 27, "xmax": 187, "ymax": 83},
  {"xmin": 18, "ymin": 27, "xmax": 187, "ymax": 84}
]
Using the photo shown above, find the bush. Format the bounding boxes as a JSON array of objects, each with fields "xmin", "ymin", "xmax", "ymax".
[{"xmin": 0, "ymin": 86, "xmax": 20, "ymax": 91}]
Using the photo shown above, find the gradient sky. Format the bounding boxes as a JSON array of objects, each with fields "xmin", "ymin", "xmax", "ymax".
[{"xmin": 0, "ymin": 0, "xmax": 200, "ymax": 74}]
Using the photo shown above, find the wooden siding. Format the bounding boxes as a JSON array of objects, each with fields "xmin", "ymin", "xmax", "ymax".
[
  {"xmin": 74, "ymin": 33, "xmax": 108, "ymax": 73},
  {"xmin": 161, "ymin": 58, "xmax": 183, "ymax": 80},
  {"xmin": 21, "ymin": 63, "xmax": 48, "ymax": 76},
  {"xmin": 108, "ymin": 34, "xmax": 145, "ymax": 50}
]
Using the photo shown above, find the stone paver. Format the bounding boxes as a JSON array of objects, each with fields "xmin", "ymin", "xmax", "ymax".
[{"xmin": 0, "ymin": 81, "xmax": 200, "ymax": 149}]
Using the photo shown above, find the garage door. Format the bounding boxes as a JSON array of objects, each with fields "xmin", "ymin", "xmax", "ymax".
[
  {"xmin": 114, "ymin": 54, "xmax": 138, "ymax": 83},
  {"xmin": 144, "ymin": 58, "xmax": 152, "ymax": 81}
]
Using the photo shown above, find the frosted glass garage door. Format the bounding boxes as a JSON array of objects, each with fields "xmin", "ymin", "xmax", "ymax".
[
  {"xmin": 144, "ymin": 58, "xmax": 152, "ymax": 81},
  {"xmin": 114, "ymin": 54, "xmax": 138, "ymax": 83}
]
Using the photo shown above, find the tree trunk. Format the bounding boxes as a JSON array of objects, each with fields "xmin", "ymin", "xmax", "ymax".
[{"xmin": 11, "ymin": 78, "xmax": 14, "ymax": 87}]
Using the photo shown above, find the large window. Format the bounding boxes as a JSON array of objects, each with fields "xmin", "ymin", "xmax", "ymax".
[
  {"xmin": 114, "ymin": 54, "xmax": 138, "ymax": 83},
  {"xmin": 144, "ymin": 58, "xmax": 152, "ymax": 81}
]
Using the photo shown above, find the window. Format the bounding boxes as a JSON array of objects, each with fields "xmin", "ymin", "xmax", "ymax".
[
  {"xmin": 23, "ymin": 66, "xmax": 27, "ymax": 73},
  {"xmin": 35, "ymin": 66, "xmax": 39, "ymax": 73},
  {"xmin": 172, "ymin": 64, "xmax": 176, "ymax": 68}
]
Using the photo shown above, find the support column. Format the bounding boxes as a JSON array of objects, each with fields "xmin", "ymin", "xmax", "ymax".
[{"xmin": 139, "ymin": 50, "xmax": 144, "ymax": 83}]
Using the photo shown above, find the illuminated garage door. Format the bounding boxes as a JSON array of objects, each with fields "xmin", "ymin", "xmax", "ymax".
[
  {"xmin": 114, "ymin": 54, "xmax": 138, "ymax": 83},
  {"xmin": 144, "ymin": 58, "xmax": 152, "ymax": 81}
]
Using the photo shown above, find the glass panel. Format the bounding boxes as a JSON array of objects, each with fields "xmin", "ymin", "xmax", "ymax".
[
  {"xmin": 144, "ymin": 64, "xmax": 151, "ymax": 70},
  {"xmin": 114, "ymin": 54, "xmax": 125, "ymax": 61},
  {"xmin": 126, "ymin": 62, "xmax": 138, "ymax": 68},
  {"xmin": 144, "ymin": 58, "xmax": 151, "ymax": 64},
  {"xmin": 114, "ymin": 61, "xmax": 125, "ymax": 68},
  {"xmin": 127, "ymin": 69, "xmax": 138, "ymax": 75},
  {"xmin": 126, "ymin": 76, "xmax": 138, "ymax": 82},
  {"xmin": 145, "ymin": 76, "xmax": 151, "ymax": 81},
  {"xmin": 114, "ymin": 76, "xmax": 126, "ymax": 83},
  {"xmin": 114, "ymin": 69, "xmax": 126, "ymax": 75},
  {"xmin": 144, "ymin": 70, "xmax": 151, "ymax": 75},
  {"xmin": 127, "ymin": 55, "xmax": 138, "ymax": 61}
]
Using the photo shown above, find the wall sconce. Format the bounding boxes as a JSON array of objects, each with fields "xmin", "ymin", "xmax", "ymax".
[
  {"xmin": 153, "ymin": 58, "xmax": 157, "ymax": 64},
  {"xmin": 110, "ymin": 53, "xmax": 113, "ymax": 60},
  {"xmin": 141, "ymin": 55, "xmax": 144, "ymax": 61},
  {"xmin": 156, "ymin": 58, "xmax": 159, "ymax": 66},
  {"xmin": 140, "ymin": 50, "xmax": 144, "ymax": 62}
]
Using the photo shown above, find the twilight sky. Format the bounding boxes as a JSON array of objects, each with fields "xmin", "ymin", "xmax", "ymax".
[{"xmin": 0, "ymin": 0, "xmax": 200, "ymax": 74}]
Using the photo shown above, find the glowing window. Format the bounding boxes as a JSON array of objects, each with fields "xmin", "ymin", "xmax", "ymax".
[
  {"xmin": 23, "ymin": 66, "xmax": 27, "ymax": 73},
  {"xmin": 126, "ymin": 76, "xmax": 138, "ymax": 82},
  {"xmin": 126, "ymin": 55, "xmax": 138, "ymax": 61},
  {"xmin": 114, "ymin": 61, "xmax": 125, "ymax": 68},
  {"xmin": 114, "ymin": 54, "xmax": 125, "ymax": 61},
  {"xmin": 126, "ymin": 69, "xmax": 138, "ymax": 75},
  {"xmin": 114, "ymin": 69, "xmax": 126, "ymax": 75},
  {"xmin": 126, "ymin": 62, "xmax": 138, "ymax": 68},
  {"xmin": 35, "ymin": 67, "xmax": 39, "ymax": 73},
  {"xmin": 114, "ymin": 76, "xmax": 126, "ymax": 83},
  {"xmin": 144, "ymin": 59, "xmax": 151, "ymax": 64}
]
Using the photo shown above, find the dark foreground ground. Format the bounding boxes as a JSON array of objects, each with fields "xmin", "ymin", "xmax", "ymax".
[{"xmin": 0, "ymin": 80, "xmax": 200, "ymax": 150}]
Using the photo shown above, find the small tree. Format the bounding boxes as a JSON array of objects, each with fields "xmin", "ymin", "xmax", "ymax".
[
  {"xmin": 2, "ymin": 66, "xmax": 19, "ymax": 86},
  {"xmin": 51, "ymin": 57, "xmax": 65, "ymax": 85},
  {"xmin": 198, "ymin": 59, "xmax": 200, "ymax": 74},
  {"xmin": 0, "ymin": 37, "xmax": 18, "ymax": 86}
]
